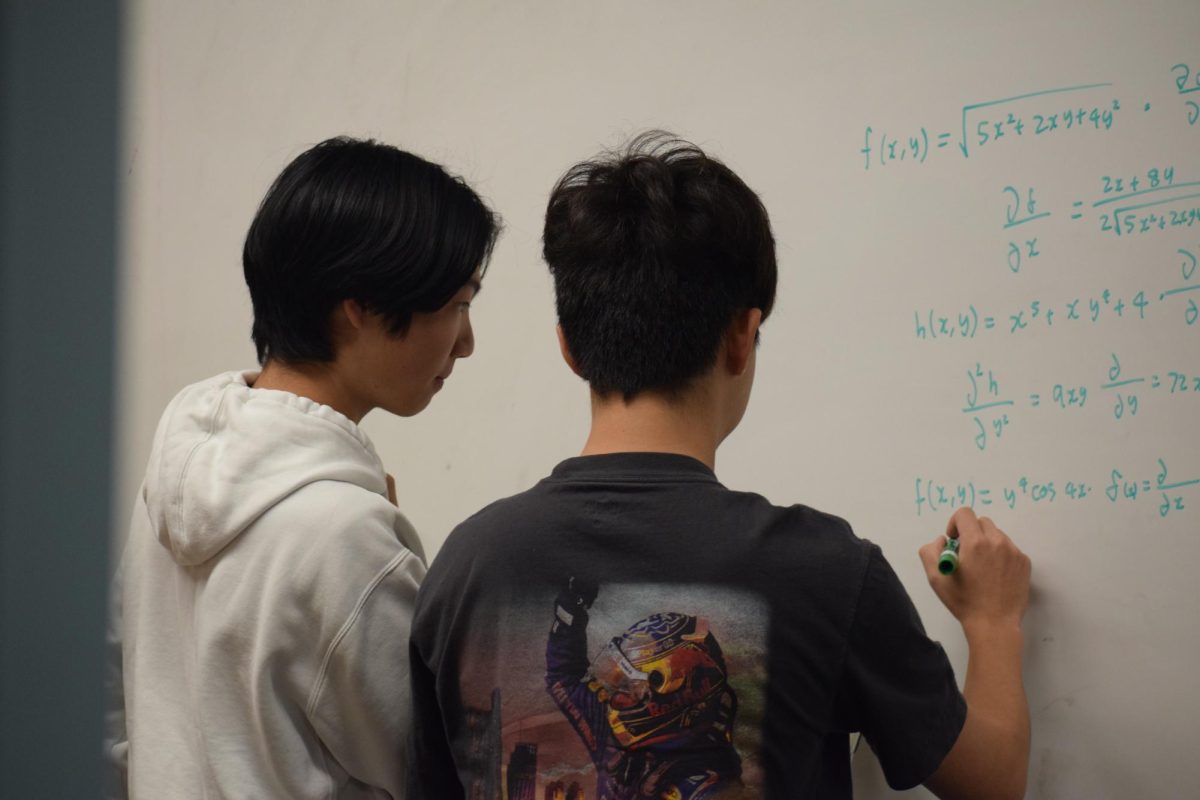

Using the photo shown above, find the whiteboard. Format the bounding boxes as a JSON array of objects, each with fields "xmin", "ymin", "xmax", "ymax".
[{"xmin": 119, "ymin": 2, "xmax": 1200, "ymax": 796}]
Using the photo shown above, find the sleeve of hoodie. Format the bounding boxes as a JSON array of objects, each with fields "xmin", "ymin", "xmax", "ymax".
[{"xmin": 305, "ymin": 501, "xmax": 427, "ymax": 798}]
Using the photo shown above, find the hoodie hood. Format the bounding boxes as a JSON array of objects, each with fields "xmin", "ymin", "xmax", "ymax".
[{"xmin": 144, "ymin": 371, "xmax": 388, "ymax": 566}]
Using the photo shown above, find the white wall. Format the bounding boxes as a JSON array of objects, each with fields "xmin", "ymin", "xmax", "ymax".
[{"xmin": 119, "ymin": 3, "xmax": 1200, "ymax": 796}]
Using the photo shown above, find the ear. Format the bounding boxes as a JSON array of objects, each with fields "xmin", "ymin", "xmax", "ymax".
[
  {"xmin": 556, "ymin": 324, "xmax": 583, "ymax": 378},
  {"xmin": 724, "ymin": 308, "xmax": 763, "ymax": 377},
  {"xmin": 341, "ymin": 298, "xmax": 368, "ymax": 331}
]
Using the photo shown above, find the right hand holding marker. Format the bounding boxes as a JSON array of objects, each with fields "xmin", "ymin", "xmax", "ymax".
[{"xmin": 920, "ymin": 507, "xmax": 1032, "ymax": 633}]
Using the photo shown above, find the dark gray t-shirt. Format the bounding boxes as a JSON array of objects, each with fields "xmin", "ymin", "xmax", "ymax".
[{"xmin": 409, "ymin": 453, "xmax": 966, "ymax": 799}]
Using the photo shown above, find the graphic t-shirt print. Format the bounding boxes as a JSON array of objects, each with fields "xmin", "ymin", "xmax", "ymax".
[{"xmin": 462, "ymin": 581, "xmax": 768, "ymax": 800}]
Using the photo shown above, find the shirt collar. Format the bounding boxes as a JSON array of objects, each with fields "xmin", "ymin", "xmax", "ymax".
[{"xmin": 547, "ymin": 452, "xmax": 719, "ymax": 484}]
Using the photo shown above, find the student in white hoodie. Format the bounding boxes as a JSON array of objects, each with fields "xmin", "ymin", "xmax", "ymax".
[{"xmin": 106, "ymin": 137, "xmax": 500, "ymax": 799}]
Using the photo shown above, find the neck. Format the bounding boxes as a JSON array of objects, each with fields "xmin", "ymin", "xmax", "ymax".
[
  {"xmin": 251, "ymin": 359, "xmax": 369, "ymax": 423},
  {"xmin": 580, "ymin": 386, "xmax": 724, "ymax": 470}
]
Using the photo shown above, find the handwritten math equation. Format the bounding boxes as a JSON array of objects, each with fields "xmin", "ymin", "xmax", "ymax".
[
  {"xmin": 863, "ymin": 87, "xmax": 1119, "ymax": 166},
  {"xmin": 861, "ymin": 63, "xmax": 1198, "ymax": 170},
  {"xmin": 962, "ymin": 354, "xmax": 1199, "ymax": 451},
  {"xmin": 914, "ymin": 457, "xmax": 1197, "ymax": 518},
  {"xmin": 1172, "ymin": 62, "xmax": 1200, "ymax": 126},
  {"xmin": 864, "ymin": 63, "xmax": 1197, "ymax": 523},
  {"xmin": 915, "ymin": 245, "xmax": 1200, "ymax": 338},
  {"xmin": 998, "ymin": 170, "xmax": 1200, "ymax": 246}
]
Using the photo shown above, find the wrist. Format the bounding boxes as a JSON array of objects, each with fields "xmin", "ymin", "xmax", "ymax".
[{"xmin": 961, "ymin": 617, "xmax": 1025, "ymax": 648}]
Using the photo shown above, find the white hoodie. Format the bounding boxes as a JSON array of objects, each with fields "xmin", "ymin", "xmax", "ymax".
[{"xmin": 107, "ymin": 371, "xmax": 427, "ymax": 799}]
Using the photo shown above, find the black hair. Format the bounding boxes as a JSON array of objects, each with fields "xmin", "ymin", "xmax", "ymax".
[
  {"xmin": 543, "ymin": 131, "xmax": 777, "ymax": 400},
  {"xmin": 242, "ymin": 136, "xmax": 500, "ymax": 364}
]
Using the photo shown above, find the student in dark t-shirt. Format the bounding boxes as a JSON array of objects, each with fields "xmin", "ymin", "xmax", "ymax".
[{"xmin": 408, "ymin": 133, "xmax": 1031, "ymax": 800}]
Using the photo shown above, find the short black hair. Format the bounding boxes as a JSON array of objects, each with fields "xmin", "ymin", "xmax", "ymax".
[
  {"xmin": 243, "ymin": 136, "xmax": 500, "ymax": 364},
  {"xmin": 543, "ymin": 131, "xmax": 777, "ymax": 400}
]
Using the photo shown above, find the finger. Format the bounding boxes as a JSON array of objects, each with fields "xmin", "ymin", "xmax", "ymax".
[
  {"xmin": 386, "ymin": 474, "xmax": 397, "ymax": 506},
  {"xmin": 945, "ymin": 506, "xmax": 980, "ymax": 541},
  {"xmin": 920, "ymin": 537, "xmax": 953, "ymax": 581},
  {"xmin": 919, "ymin": 545, "xmax": 938, "ymax": 581},
  {"xmin": 923, "ymin": 528, "xmax": 947, "ymax": 553}
]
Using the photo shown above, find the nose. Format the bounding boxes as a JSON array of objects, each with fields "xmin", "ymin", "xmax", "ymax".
[{"xmin": 454, "ymin": 312, "xmax": 474, "ymax": 359}]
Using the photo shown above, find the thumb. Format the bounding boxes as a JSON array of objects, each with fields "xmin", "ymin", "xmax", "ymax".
[{"xmin": 919, "ymin": 533, "xmax": 945, "ymax": 579}]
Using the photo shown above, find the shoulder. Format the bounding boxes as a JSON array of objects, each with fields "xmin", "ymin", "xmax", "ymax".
[
  {"xmin": 433, "ymin": 482, "xmax": 547, "ymax": 561},
  {"xmin": 725, "ymin": 488, "xmax": 875, "ymax": 556},
  {"xmin": 707, "ymin": 491, "xmax": 879, "ymax": 598},
  {"xmin": 278, "ymin": 479, "xmax": 405, "ymax": 543},
  {"xmin": 412, "ymin": 485, "xmax": 542, "ymax": 618},
  {"xmin": 264, "ymin": 479, "xmax": 424, "ymax": 604},
  {"xmin": 783, "ymin": 502, "xmax": 875, "ymax": 558}
]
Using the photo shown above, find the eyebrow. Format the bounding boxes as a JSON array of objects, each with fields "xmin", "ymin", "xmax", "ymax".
[{"xmin": 465, "ymin": 278, "xmax": 482, "ymax": 297}]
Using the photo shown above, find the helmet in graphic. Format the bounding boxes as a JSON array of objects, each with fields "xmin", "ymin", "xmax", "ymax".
[{"xmin": 587, "ymin": 612, "xmax": 736, "ymax": 750}]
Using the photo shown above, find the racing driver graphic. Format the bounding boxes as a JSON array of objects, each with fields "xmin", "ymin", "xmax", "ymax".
[{"xmin": 545, "ymin": 577, "xmax": 743, "ymax": 800}]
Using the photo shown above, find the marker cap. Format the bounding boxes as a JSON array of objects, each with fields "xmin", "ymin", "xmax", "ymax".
[{"xmin": 937, "ymin": 536, "xmax": 960, "ymax": 575}]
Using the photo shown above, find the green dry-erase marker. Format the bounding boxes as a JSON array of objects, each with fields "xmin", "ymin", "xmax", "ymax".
[{"xmin": 937, "ymin": 536, "xmax": 960, "ymax": 575}]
